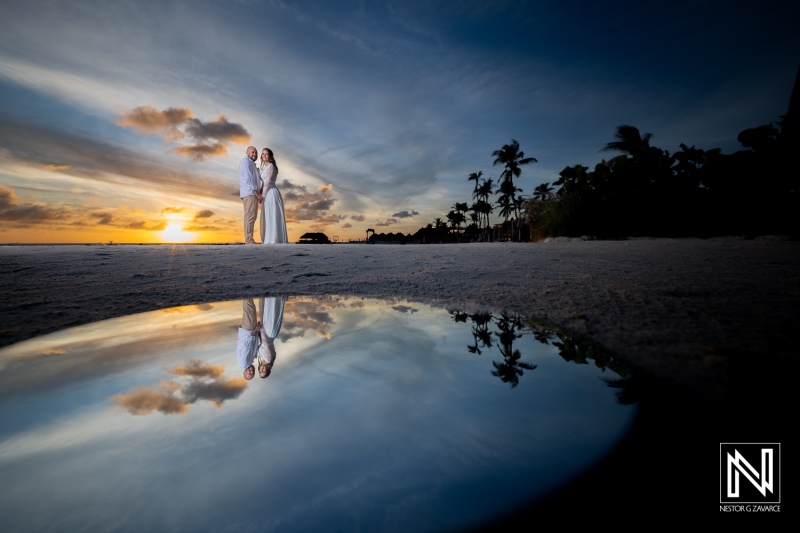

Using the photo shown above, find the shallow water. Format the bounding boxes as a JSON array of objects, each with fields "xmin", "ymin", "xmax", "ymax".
[{"xmin": 0, "ymin": 296, "xmax": 637, "ymax": 532}]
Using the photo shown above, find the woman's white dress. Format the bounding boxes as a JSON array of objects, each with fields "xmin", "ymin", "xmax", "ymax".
[
  {"xmin": 259, "ymin": 163, "xmax": 288, "ymax": 244},
  {"xmin": 257, "ymin": 297, "xmax": 285, "ymax": 368}
]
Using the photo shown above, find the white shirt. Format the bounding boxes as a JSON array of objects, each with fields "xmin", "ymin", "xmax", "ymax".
[
  {"xmin": 238, "ymin": 157, "xmax": 261, "ymax": 198},
  {"xmin": 236, "ymin": 327, "xmax": 260, "ymax": 369}
]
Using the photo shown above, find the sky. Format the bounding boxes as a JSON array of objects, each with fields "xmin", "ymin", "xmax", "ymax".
[{"xmin": 0, "ymin": 0, "xmax": 798, "ymax": 243}]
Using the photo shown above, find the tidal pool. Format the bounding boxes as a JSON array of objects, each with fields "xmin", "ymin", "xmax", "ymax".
[{"xmin": 0, "ymin": 296, "xmax": 637, "ymax": 532}]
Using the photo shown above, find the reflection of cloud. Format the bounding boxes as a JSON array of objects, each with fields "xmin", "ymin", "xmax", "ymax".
[
  {"xmin": 40, "ymin": 348, "xmax": 68, "ymax": 356},
  {"xmin": 167, "ymin": 360, "xmax": 224, "ymax": 379},
  {"xmin": 180, "ymin": 377, "xmax": 247, "ymax": 408},
  {"xmin": 195, "ymin": 303, "xmax": 214, "ymax": 311},
  {"xmin": 392, "ymin": 305, "xmax": 418, "ymax": 314},
  {"xmin": 113, "ymin": 360, "xmax": 246, "ymax": 416},
  {"xmin": 113, "ymin": 380, "xmax": 188, "ymax": 416},
  {"xmin": 279, "ymin": 299, "xmax": 340, "ymax": 342}
]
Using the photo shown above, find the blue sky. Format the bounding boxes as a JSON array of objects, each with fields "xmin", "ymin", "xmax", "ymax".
[{"xmin": 0, "ymin": 0, "xmax": 798, "ymax": 242}]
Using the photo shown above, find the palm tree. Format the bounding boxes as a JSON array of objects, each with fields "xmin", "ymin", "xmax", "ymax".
[
  {"xmin": 601, "ymin": 125, "xmax": 653, "ymax": 155},
  {"xmin": 467, "ymin": 171, "xmax": 483, "ymax": 196},
  {"xmin": 532, "ymin": 182, "xmax": 554, "ymax": 202},
  {"xmin": 492, "ymin": 139, "xmax": 537, "ymax": 186},
  {"xmin": 495, "ymin": 179, "xmax": 523, "ymax": 240}
]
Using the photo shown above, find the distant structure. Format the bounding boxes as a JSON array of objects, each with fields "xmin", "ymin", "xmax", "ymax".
[{"xmin": 297, "ymin": 232, "xmax": 331, "ymax": 244}]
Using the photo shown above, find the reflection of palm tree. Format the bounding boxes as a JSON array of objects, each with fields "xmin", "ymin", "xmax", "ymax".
[
  {"xmin": 492, "ymin": 311, "xmax": 536, "ymax": 388},
  {"xmin": 491, "ymin": 349, "xmax": 537, "ymax": 388}
]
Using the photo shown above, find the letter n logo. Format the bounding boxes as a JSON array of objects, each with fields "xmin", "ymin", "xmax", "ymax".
[{"xmin": 720, "ymin": 443, "xmax": 780, "ymax": 504}]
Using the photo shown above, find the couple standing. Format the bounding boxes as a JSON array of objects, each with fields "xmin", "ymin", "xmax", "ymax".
[{"xmin": 239, "ymin": 145, "xmax": 288, "ymax": 244}]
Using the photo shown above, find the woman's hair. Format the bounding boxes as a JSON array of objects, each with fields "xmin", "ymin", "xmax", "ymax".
[{"xmin": 260, "ymin": 148, "xmax": 278, "ymax": 175}]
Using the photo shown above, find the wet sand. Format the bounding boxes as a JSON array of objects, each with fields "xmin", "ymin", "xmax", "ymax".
[{"xmin": 1, "ymin": 238, "xmax": 798, "ymax": 521}]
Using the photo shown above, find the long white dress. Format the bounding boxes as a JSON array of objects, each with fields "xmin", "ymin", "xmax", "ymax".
[
  {"xmin": 259, "ymin": 163, "xmax": 288, "ymax": 244},
  {"xmin": 257, "ymin": 297, "xmax": 285, "ymax": 371}
]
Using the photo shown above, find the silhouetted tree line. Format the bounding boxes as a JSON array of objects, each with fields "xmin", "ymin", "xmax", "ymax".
[{"xmin": 527, "ymin": 69, "xmax": 800, "ymax": 239}]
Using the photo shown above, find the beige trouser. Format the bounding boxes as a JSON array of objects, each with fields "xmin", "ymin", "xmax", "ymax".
[
  {"xmin": 242, "ymin": 195, "xmax": 258, "ymax": 243},
  {"xmin": 241, "ymin": 298, "xmax": 257, "ymax": 330}
]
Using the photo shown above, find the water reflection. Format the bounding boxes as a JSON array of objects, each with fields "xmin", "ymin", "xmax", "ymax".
[
  {"xmin": 452, "ymin": 310, "xmax": 636, "ymax": 402},
  {"xmin": 0, "ymin": 296, "xmax": 637, "ymax": 532}
]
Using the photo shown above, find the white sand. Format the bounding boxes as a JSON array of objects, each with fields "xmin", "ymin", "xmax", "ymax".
[{"xmin": 2, "ymin": 238, "xmax": 799, "ymax": 406}]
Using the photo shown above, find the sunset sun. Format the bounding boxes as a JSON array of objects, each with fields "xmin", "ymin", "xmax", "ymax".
[{"xmin": 160, "ymin": 222, "xmax": 193, "ymax": 243}]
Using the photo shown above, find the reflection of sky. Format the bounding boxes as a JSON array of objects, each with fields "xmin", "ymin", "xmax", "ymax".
[{"xmin": 0, "ymin": 296, "xmax": 636, "ymax": 532}]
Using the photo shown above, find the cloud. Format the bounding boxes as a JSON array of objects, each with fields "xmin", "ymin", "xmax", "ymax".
[
  {"xmin": 118, "ymin": 107, "xmax": 251, "ymax": 161},
  {"xmin": 182, "ymin": 224, "xmax": 219, "ymax": 232},
  {"xmin": 184, "ymin": 115, "xmax": 250, "ymax": 144},
  {"xmin": 0, "ymin": 117, "xmax": 235, "ymax": 201},
  {"xmin": 90, "ymin": 212, "xmax": 113, "ymax": 225},
  {"xmin": 375, "ymin": 218, "xmax": 398, "ymax": 226},
  {"xmin": 341, "ymin": 222, "xmax": 352, "ymax": 228},
  {"xmin": 116, "ymin": 106, "xmax": 194, "ymax": 140},
  {"xmin": 169, "ymin": 142, "xmax": 227, "ymax": 161},
  {"xmin": 113, "ymin": 360, "xmax": 247, "ymax": 415},
  {"xmin": 281, "ymin": 179, "xmax": 341, "ymax": 224},
  {"xmin": 0, "ymin": 185, "xmax": 75, "ymax": 227},
  {"xmin": 161, "ymin": 206, "xmax": 187, "ymax": 215},
  {"xmin": 193, "ymin": 209, "xmax": 215, "ymax": 220},
  {"xmin": 392, "ymin": 210, "xmax": 419, "ymax": 218},
  {"xmin": 125, "ymin": 221, "xmax": 167, "ymax": 231},
  {"xmin": 349, "ymin": 214, "xmax": 366, "ymax": 221}
]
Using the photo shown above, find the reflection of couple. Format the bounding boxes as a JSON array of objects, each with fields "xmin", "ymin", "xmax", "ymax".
[
  {"xmin": 238, "ymin": 146, "xmax": 288, "ymax": 245},
  {"xmin": 237, "ymin": 297, "xmax": 285, "ymax": 380}
]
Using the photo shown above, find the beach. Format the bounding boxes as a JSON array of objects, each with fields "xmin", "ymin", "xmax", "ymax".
[{"xmin": 1, "ymin": 238, "xmax": 798, "ymax": 520}]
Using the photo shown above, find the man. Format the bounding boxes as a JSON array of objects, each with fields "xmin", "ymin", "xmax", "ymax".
[
  {"xmin": 239, "ymin": 146, "xmax": 263, "ymax": 244},
  {"xmin": 237, "ymin": 298, "xmax": 262, "ymax": 380}
]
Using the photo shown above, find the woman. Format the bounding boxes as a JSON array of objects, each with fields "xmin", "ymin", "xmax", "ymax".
[
  {"xmin": 256, "ymin": 296, "xmax": 285, "ymax": 379},
  {"xmin": 259, "ymin": 148, "xmax": 288, "ymax": 244}
]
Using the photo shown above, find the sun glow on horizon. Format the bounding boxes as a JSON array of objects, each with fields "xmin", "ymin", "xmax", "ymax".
[{"xmin": 160, "ymin": 222, "xmax": 194, "ymax": 243}]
